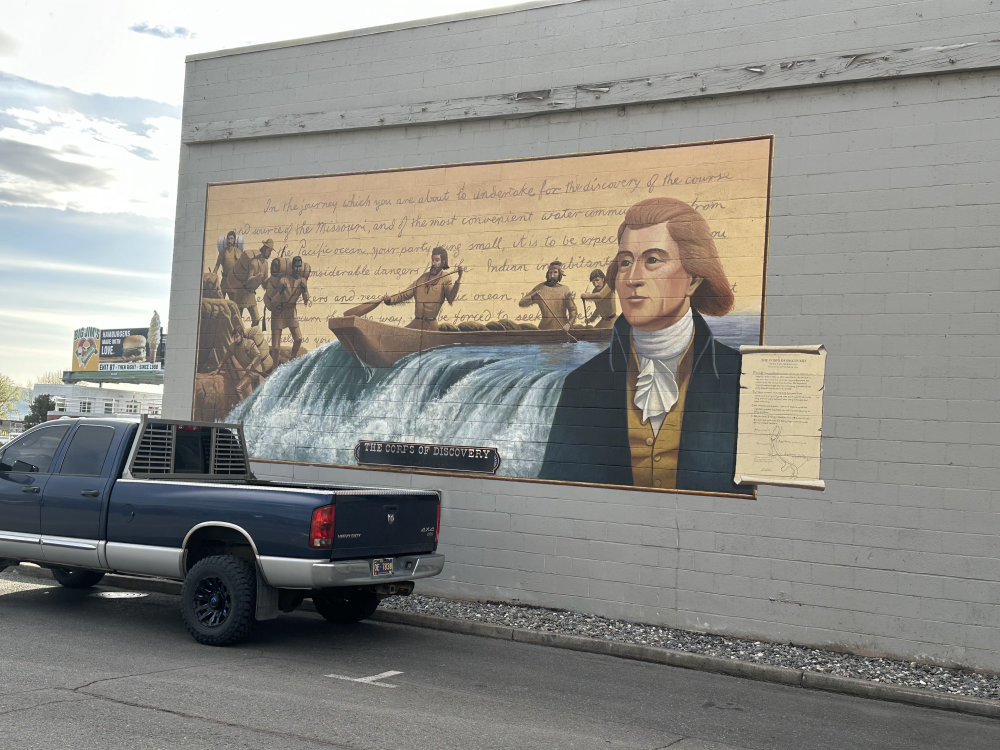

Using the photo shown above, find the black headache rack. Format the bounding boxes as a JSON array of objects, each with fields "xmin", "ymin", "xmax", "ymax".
[{"xmin": 124, "ymin": 417, "xmax": 254, "ymax": 481}]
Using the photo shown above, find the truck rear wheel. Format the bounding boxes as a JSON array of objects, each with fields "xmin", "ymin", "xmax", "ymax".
[
  {"xmin": 181, "ymin": 555, "xmax": 256, "ymax": 646},
  {"xmin": 312, "ymin": 590, "xmax": 380, "ymax": 623},
  {"xmin": 51, "ymin": 568, "xmax": 105, "ymax": 588}
]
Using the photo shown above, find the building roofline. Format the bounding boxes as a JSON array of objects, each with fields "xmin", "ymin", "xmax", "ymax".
[{"xmin": 185, "ymin": 0, "xmax": 581, "ymax": 62}]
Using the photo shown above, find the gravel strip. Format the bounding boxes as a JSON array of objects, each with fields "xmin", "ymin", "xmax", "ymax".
[{"xmin": 381, "ymin": 594, "xmax": 1000, "ymax": 702}]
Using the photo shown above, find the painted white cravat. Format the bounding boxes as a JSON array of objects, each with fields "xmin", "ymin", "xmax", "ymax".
[{"xmin": 632, "ymin": 309, "xmax": 695, "ymax": 437}]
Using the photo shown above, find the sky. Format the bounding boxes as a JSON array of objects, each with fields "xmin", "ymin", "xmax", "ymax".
[{"xmin": 0, "ymin": 0, "xmax": 524, "ymax": 389}]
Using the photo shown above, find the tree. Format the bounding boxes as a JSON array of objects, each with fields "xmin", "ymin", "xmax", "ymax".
[
  {"xmin": 0, "ymin": 374, "xmax": 25, "ymax": 420},
  {"xmin": 31, "ymin": 370, "xmax": 64, "ymax": 386},
  {"xmin": 22, "ymin": 394, "xmax": 55, "ymax": 429}
]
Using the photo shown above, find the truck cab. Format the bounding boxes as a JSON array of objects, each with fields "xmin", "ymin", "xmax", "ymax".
[{"xmin": 0, "ymin": 418, "xmax": 136, "ymax": 570}]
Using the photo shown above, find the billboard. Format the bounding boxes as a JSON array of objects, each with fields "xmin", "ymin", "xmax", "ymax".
[
  {"xmin": 98, "ymin": 327, "xmax": 160, "ymax": 372},
  {"xmin": 194, "ymin": 137, "xmax": 772, "ymax": 496},
  {"xmin": 72, "ymin": 315, "xmax": 165, "ymax": 373}
]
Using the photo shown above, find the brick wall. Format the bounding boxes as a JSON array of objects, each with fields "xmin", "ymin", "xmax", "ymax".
[{"xmin": 168, "ymin": 0, "xmax": 1000, "ymax": 670}]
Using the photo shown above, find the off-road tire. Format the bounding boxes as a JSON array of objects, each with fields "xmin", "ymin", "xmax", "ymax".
[
  {"xmin": 312, "ymin": 590, "xmax": 380, "ymax": 623},
  {"xmin": 180, "ymin": 555, "xmax": 256, "ymax": 646},
  {"xmin": 51, "ymin": 568, "xmax": 105, "ymax": 588}
]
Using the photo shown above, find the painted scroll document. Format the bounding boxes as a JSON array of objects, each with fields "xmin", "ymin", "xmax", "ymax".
[{"xmin": 735, "ymin": 345, "xmax": 827, "ymax": 490}]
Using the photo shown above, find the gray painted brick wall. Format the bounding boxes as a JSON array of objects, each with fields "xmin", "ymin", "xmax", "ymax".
[{"xmin": 170, "ymin": 0, "xmax": 1000, "ymax": 670}]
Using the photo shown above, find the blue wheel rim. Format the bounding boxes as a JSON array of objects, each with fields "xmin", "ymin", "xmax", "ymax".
[{"xmin": 192, "ymin": 576, "xmax": 231, "ymax": 627}]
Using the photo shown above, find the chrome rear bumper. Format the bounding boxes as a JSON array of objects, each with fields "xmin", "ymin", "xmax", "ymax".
[{"xmin": 260, "ymin": 552, "xmax": 444, "ymax": 589}]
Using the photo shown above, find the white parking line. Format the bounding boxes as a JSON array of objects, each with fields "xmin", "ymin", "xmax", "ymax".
[{"xmin": 325, "ymin": 670, "xmax": 403, "ymax": 688}]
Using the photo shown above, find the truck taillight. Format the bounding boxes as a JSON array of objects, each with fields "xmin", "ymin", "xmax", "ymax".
[
  {"xmin": 310, "ymin": 504, "xmax": 335, "ymax": 549},
  {"xmin": 435, "ymin": 502, "xmax": 441, "ymax": 543}
]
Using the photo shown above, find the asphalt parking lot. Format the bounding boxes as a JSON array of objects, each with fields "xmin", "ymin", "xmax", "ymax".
[{"xmin": 3, "ymin": 565, "xmax": 1000, "ymax": 750}]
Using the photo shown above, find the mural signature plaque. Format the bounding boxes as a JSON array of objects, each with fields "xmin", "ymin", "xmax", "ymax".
[{"xmin": 355, "ymin": 441, "xmax": 501, "ymax": 474}]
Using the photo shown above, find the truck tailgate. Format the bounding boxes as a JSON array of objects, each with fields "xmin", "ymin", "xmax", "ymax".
[{"xmin": 330, "ymin": 490, "xmax": 439, "ymax": 559}]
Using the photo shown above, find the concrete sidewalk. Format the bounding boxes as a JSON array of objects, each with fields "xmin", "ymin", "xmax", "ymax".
[{"xmin": 13, "ymin": 564, "xmax": 1000, "ymax": 720}]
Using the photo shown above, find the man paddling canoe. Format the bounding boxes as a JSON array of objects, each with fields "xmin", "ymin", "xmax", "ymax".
[{"xmin": 380, "ymin": 247, "xmax": 465, "ymax": 331}]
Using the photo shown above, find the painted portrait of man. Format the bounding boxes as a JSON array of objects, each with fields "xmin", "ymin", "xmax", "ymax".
[{"xmin": 539, "ymin": 197, "xmax": 750, "ymax": 495}]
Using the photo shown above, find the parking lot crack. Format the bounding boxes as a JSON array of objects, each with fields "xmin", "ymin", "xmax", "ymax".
[
  {"xmin": 63, "ymin": 670, "xmax": 363, "ymax": 750},
  {"xmin": 0, "ymin": 688, "xmax": 86, "ymax": 716}
]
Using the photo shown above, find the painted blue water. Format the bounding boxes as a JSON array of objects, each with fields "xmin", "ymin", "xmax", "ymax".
[
  {"xmin": 231, "ymin": 340, "xmax": 600, "ymax": 477},
  {"xmin": 231, "ymin": 314, "xmax": 761, "ymax": 478}
]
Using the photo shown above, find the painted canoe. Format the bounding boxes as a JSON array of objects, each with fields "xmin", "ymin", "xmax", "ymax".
[{"xmin": 327, "ymin": 315, "xmax": 612, "ymax": 368}]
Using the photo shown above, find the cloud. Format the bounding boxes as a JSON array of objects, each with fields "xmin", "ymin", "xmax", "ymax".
[
  {"xmin": 0, "ymin": 138, "xmax": 113, "ymax": 187},
  {"xmin": 0, "ymin": 29, "xmax": 18, "ymax": 56},
  {"xmin": 127, "ymin": 144, "xmax": 157, "ymax": 161},
  {"xmin": 0, "ymin": 306, "xmax": 89, "ymax": 329},
  {"xmin": 129, "ymin": 22, "xmax": 195, "ymax": 40},
  {"xmin": 0, "ymin": 74, "xmax": 180, "ymax": 140},
  {"xmin": 0, "ymin": 256, "xmax": 170, "ymax": 281},
  {"xmin": 0, "ymin": 204, "xmax": 175, "ymax": 285},
  {"xmin": 0, "ymin": 185, "xmax": 62, "ymax": 209},
  {"xmin": 0, "ymin": 76, "xmax": 182, "ymax": 218},
  {"xmin": 0, "ymin": 102, "xmax": 180, "ymax": 216}
]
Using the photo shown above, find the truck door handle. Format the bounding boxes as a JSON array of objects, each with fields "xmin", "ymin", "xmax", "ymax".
[
  {"xmin": 22, "ymin": 486, "xmax": 40, "ymax": 494},
  {"xmin": 81, "ymin": 490, "xmax": 100, "ymax": 497}
]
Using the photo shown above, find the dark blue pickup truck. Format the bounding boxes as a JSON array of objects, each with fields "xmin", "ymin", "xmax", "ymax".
[{"xmin": 0, "ymin": 416, "xmax": 443, "ymax": 645}]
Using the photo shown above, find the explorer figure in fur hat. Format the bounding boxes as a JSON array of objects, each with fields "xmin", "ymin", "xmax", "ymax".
[{"xmin": 518, "ymin": 260, "xmax": 577, "ymax": 331}]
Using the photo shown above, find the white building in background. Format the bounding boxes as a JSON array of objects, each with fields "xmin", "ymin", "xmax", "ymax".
[{"xmin": 31, "ymin": 383, "xmax": 162, "ymax": 420}]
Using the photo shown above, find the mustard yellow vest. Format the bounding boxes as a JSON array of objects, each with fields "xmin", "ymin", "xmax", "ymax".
[{"xmin": 626, "ymin": 343, "xmax": 695, "ymax": 489}]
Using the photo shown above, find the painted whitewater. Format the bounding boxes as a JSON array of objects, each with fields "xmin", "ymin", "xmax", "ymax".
[{"xmin": 230, "ymin": 315, "xmax": 758, "ymax": 478}]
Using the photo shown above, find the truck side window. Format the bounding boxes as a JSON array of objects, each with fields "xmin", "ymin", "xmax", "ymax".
[
  {"xmin": 0, "ymin": 422, "xmax": 72, "ymax": 473},
  {"xmin": 59, "ymin": 425, "xmax": 116, "ymax": 477}
]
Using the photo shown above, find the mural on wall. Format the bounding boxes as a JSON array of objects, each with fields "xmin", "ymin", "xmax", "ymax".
[{"xmin": 194, "ymin": 137, "xmax": 772, "ymax": 496}]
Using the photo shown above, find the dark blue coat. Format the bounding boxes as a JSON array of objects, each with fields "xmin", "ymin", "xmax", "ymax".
[{"xmin": 539, "ymin": 311, "xmax": 751, "ymax": 495}]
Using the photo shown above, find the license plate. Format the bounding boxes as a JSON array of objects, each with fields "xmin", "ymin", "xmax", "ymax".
[{"xmin": 372, "ymin": 558, "xmax": 394, "ymax": 577}]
